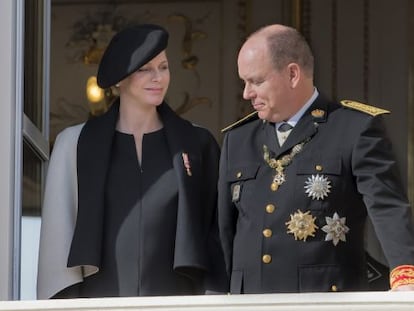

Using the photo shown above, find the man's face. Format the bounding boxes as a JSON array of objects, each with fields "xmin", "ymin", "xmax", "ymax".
[{"xmin": 237, "ymin": 40, "xmax": 292, "ymax": 123}]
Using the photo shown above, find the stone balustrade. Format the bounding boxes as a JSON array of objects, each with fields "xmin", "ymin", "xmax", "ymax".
[{"xmin": 0, "ymin": 291, "xmax": 413, "ymax": 311}]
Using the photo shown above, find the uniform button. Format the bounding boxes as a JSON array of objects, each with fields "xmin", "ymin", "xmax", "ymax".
[
  {"xmin": 265, "ymin": 204, "xmax": 275, "ymax": 213},
  {"xmin": 331, "ymin": 285, "xmax": 338, "ymax": 292},
  {"xmin": 262, "ymin": 254, "xmax": 272, "ymax": 264},
  {"xmin": 236, "ymin": 172, "xmax": 242, "ymax": 178},
  {"xmin": 315, "ymin": 165, "xmax": 323, "ymax": 171},
  {"xmin": 262, "ymin": 229, "xmax": 273, "ymax": 237}
]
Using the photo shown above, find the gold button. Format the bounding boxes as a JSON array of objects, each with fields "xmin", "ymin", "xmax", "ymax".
[
  {"xmin": 315, "ymin": 165, "xmax": 323, "ymax": 171},
  {"xmin": 265, "ymin": 204, "xmax": 275, "ymax": 213},
  {"xmin": 263, "ymin": 229, "xmax": 273, "ymax": 238},
  {"xmin": 331, "ymin": 285, "xmax": 338, "ymax": 292},
  {"xmin": 236, "ymin": 172, "xmax": 242, "ymax": 178},
  {"xmin": 262, "ymin": 254, "xmax": 272, "ymax": 264}
]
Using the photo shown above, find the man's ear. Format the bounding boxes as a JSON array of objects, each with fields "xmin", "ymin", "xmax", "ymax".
[{"xmin": 287, "ymin": 63, "xmax": 300, "ymax": 88}]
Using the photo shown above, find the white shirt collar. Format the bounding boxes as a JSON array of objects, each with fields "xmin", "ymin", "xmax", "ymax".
[{"xmin": 276, "ymin": 88, "xmax": 319, "ymax": 129}]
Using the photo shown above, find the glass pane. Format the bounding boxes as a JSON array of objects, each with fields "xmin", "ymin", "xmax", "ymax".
[
  {"xmin": 22, "ymin": 140, "xmax": 42, "ymax": 217},
  {"xmin": 21, "ymin": 140, "xmax": 43, "ymax": 300},
  {"xmin": 24, "ymin": 0, "xmax": 44, "ymax": 129}
]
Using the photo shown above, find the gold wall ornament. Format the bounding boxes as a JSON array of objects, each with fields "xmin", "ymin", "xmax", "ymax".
[
  {"xmin": 66, "ymin": 11, "xmax": 132, "ymax": 65},
  {"xmin": 286, "ymin": 210, "xmax": 318, "ymax": 241},
  {"xmin": 168, "ymin": 13, "xmax": 207, "ymax": 70},
  {"xmin": 173, "ymin": 93, "xmax": 212, "ymax": 115},
  {"xmin": 168, "ymin": 13, "xmax": 213, "ymax": 116},
  {"xmin": 83, "ymin": 24, "xmax": 116, "ymax": 65}
]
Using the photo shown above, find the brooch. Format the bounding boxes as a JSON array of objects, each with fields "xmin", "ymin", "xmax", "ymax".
[
  {"xmin": 321, "ymin": 212, "xmax": 349, "ymax": 246},
  {"xmin": 311, "ymin": 109, "xmax": 325, "ymax": 118},
  {"xmin": 181, "ymin": 152, "xmax": 192, "ymax": 176},
  {"xmin": 304, "ymin": 174, "xmax": 331, "ymax": 200},
  {"xmin": 263, "ymin": 140, "xmax": 309, "ymax": 191},
  {"xmin": 286, "ymin": 210, "xmax": 318, "ymax": 241}
]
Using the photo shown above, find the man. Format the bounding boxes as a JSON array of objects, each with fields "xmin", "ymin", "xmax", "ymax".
[{"xmin": 218, "ymin": 24, "xmax": 414, "ymax": 294}]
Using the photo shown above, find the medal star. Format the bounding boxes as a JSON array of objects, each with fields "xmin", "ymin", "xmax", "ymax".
[
  {"xmin": 304, "ymin": 174, "xmax": 331, "ymax": 200},
  {"xmin": 322, "ymin": 212, "xmax": 350, "ymax": 246},
  {"xmin": 286, "ymin": 210, "xmax": 318, "ymax": 241}
]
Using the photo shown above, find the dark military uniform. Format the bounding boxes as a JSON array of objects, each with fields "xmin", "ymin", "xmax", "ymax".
[{"xmin": 218, "ymin": 94, "xmax": 414, "ymax": 293}]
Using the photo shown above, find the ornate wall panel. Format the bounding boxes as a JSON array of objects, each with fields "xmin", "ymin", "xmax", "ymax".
[
  {"xmin": 304, "ymin": 0, "xmax": 409, "ymax": 190},
  {"xmin": 50, "ymin": 0, "xmax": 247, "ymax": 143}
]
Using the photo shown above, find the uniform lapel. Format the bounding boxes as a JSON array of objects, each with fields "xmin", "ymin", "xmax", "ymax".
[
  {"xmin": 275, "ymin": 96, "xmax": 330, "ymax": 158},
  {"xmin": 263, "ymin": 121, "xmax": 279, "ymax": 154}
]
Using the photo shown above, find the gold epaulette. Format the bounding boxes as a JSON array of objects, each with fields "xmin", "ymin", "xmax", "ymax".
[
  {"xmin": 341, "ymin": 99, "xmax": 390, "ymax": 116},
  {"xmin": 221, "ymin": 111, "xmax": 258, "ymax": 133}
]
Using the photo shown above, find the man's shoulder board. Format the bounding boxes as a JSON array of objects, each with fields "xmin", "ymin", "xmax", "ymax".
[
  {"xmin": 341, "ymin": 99, "xmax": 390, "ymax": 116},
  {"xmin": 221, "ymin": 111, "xmax": 259, "ymax": 133}
]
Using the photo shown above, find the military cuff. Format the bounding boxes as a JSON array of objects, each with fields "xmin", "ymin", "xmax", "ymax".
[{"xmin": 390, "ymin": 265, "xmax": 414, "ymax": 289}]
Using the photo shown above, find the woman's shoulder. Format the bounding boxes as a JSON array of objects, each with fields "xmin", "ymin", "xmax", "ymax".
[
  {"xmin": 190, "ymin": 122, "xmax": 218, "ymax": 140},
  {"xmin": 53, "ymin": 123, "xmax": 85, "ymax": 149},
  {"xmin": 58, "ymin": 123, "xmax": 85, "ymax": 136}
]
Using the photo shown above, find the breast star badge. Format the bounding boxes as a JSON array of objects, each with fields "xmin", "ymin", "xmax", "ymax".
[
  {"xmin": 304, "ymin": 174, "xmax": 331, "ymax": 200},
  {"xmin": 286, "ymin": 210, "xmax": 318, "ymax": 241},
  {"xmin": 321, "ymin": 212, "xmax": 350, "ymax": 246}
]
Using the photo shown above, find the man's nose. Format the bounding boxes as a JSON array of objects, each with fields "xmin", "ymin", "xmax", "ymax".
[{"xmin": 243, "ymin": 84, "xmax": 254, "ymax": 99}]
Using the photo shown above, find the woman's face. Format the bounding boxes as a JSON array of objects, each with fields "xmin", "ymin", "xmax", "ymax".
[{"xmin": 119, "ymin": 50, "xmax": 170, "ymax": 107}]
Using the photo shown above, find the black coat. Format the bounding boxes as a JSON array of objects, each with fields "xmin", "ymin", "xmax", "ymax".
[
  {"xmin": 218, "ymin": 95, "xmax": 414, "ymax": 293},
  {"xmin": 38, "ymin": 100, "xmax": 227, "ymax": 298}
]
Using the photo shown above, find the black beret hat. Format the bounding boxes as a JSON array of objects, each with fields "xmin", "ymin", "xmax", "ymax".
[{"xmin": 97, "ymin": 24, "xmax": 169, "ymax": 88}]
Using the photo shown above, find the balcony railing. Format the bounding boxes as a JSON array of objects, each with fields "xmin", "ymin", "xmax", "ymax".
[{"xmin": 0, "ymin": 291, "xmax": 413, "ymax": 311}]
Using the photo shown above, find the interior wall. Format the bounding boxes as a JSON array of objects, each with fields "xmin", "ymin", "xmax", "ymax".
[
  {"xmin": 306, "ymin": 0, "xmax": 409, "ymax": 187},
  {"xmin": 247, "ymin": 0, "xmax": 410, "ymax": 188},
  {"xmin": 50, "ymin": 0, "xmax": 411, "ymax": 189},
  {"xmin": 50, "ymin": 0, "xmax": 247, "ymax": 144}
]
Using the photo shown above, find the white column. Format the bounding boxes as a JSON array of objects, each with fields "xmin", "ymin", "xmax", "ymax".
[{"xmin": 0, "ymin": 0, "xmax": 24, "ymax": 300}]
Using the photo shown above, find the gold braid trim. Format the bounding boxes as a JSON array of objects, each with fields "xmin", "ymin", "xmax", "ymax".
[
  {"xmin": 221, "ymin": 111, "xmax": 258, "ymax": 133},
  {"xmin": 390, "ymin": 265, "xmax": 414, "ymax": 289},
  {"xmin": 341, "ymin": 99, "xmax": 390, "ymax": 116}
]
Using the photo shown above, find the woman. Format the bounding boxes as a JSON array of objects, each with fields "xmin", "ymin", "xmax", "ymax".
[{"xmin": 37, "ymin": 24, "xmax": 227, "ymax": 298}]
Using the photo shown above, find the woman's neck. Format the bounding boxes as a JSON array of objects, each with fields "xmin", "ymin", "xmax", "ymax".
[{"xmin": 116, "ymin": 100, "xmax": 163, "ymax": 135}]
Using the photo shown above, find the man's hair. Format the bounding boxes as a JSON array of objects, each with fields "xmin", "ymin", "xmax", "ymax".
[{"xmin": 254, "ymin": 26, "xmax": 314, "ymax": 78}]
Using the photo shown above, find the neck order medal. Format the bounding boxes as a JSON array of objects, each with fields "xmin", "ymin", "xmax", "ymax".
[{"xmin": 263, "ymin": 140, "xmax": 308, "ymax": 191}]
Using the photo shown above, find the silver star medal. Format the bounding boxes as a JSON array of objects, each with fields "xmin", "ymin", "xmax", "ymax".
[
  {"xmin": 304, "ymin": 174, "xmax": 331, "ymax": 200},
  {"xmin": 322, "ymin": 212, "xmax": 350, "ymax": 246}
]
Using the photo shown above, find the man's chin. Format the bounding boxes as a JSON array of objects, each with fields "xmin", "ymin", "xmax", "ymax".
[{"xmin": 257, "ymin": 110, "xmax": 273, "ymax": 122}]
